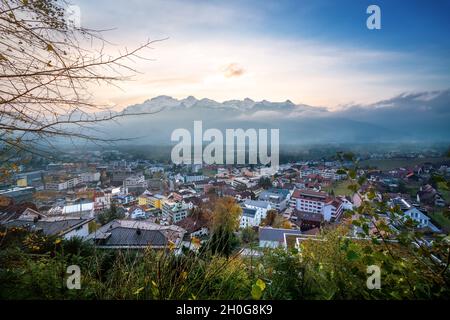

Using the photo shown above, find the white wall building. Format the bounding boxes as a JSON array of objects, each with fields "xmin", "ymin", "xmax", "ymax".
[{"xmin": 240, "ymin": 200, "xmax": 271, "ymax": 228}]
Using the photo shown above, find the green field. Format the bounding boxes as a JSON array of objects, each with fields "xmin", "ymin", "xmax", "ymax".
[
  {"xmin": 439, "ymin": 188, "xmax": 450, "ymax": 203},
  {"xmin": 323, "ymin": 180, "xmax": 354, "ymax": 197},
  {"xmin": 359, "ymin": 157, "xmax": 449, "ymax": 171},
  {"xmin": 428, "ymin": 211, "xmax": 450, "ymax": 233}
]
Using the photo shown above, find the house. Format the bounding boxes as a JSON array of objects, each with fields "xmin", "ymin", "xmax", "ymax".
[
  {"xmin": 240, "ymin": 207, "xmax": 259, "ymax": 228},
  {"xmin": 94, "ymin": 191, "xmax": 111, "ymax": 211},
  {"xmin": 390, "ymin": 197, "xmax": 432, "ymax": 229},
  {"xmin": 86, "ymin": 219, "xmax": 186, "ymax": 250},
  {"xmin": 417, "ymin": 184, "xmax": 443, "ymax": 206},
  {"xmin": 113, "ymin": 194, "xmax": 134, "ymax": 205},
  {"xmin": 128, "ymin": 206, "xmax": 148, "ymax": 220},
  {"xmin": 258, "ymin": 226, "xmax": 302, "ymax": 248},
  {"xmin": 0, "ymin": 202, "xmax": 38, "ymax": 223},
  {"xmin": 338, "ymin": 196, "xmax": 354, "ymax": 210},
  {"xmin": 403, "ymin": 207, "xmax": 430, "ymax": 228},
  {"xmin": 2, "ymin": 210, "xmax": 93, "ymax": 239},
  {"xmin": 240, "ymin": 200, "xmax": 271, "ymax": 228},
  {"xmin": 175, "ymin": 215, "xmax": 209, "ymax": 238}
]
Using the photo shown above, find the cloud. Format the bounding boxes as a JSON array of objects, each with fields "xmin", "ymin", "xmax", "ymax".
[
  {"xmin": 74, "ymin": 0, "xmax": 450, "ymax": 109},
  {"xmin": 222, "ymin": 63, "xmax": 245, "ymax": 78}
]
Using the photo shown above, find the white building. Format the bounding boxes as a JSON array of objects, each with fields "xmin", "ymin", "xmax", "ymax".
[
  {"xmin": 240, "ymin": 200, "xmax": 271, "ymax": 228},
  {"xmin": 45, "ymin": 176, "xmax": 81, "ymax": 191},
  {"xmin": 322, "ymin": 199, "xmax": 344, "ymax": 221},
  {"xmin": 291, "ymin": 189, "xmax": 327, "ymax": 214},
  {"xmin": 162, "ymin": 200, "xmax": 192, "ymax": 223},
  {"xmin": 291, "ymin": 189, "xmax": 344, "ymax": 222},
  {"xmin": 404, "ymin": 207, "xmax": 430, "ymax": 228},
  {"xmin": 80, "ymin": 172, "xmax": 100, "ymax": 183}
]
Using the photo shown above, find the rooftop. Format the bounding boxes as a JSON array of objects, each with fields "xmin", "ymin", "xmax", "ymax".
[{"xmin": 259, "ymin": 226, "xmax": 302, "ymax": 243}]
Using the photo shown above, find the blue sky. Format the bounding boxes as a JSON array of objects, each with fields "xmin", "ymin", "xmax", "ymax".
[{"xmin": 74, "ymin": 0, "xmax": 450, "ymax": 108}]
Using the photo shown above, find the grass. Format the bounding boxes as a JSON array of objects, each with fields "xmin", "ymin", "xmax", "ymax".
[
  {"xmin": 359, "ymin": 157, "xmax": 449, "ymax": 171},
  {"xmin": 428, "ymin": 211, "xmax": 450, "ymax": 233},
  {"xmin": 323, "ymin": 180, "xmax": 354, "ymax": 197},
  {"xmin": 405, "ymin": 182, "xmax": 421, "ymax": 198},
  {"xmin": 438, "ymin": 188, "xmax": 450, "ymax": 203}
]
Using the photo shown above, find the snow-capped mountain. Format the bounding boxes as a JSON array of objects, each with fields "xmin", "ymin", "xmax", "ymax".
[
  {"xmin": 88, "ymin": 90, "xmax": 450, "ymax": 145},
  {"xmin": 123, "ymin": 95, "xmax": 326, "ymax": 114}
]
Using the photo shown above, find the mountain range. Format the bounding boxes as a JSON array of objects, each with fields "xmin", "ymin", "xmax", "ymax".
[{"xmin": 96, "ymin": 89, "xmax": 450, "ymax": 145}]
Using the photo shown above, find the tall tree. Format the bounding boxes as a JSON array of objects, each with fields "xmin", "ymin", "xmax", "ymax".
[{"xmin": 208, "ymin": 197, "xmax": 242, "ymax": 257}]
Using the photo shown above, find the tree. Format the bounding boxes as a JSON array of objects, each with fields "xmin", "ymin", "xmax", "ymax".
[
  {"xmin": 210, "ymin": 197, "xmax": 241, "ymax": 232},
  {"xmin": 262, "ymin": 209, "xmax": 277, "ymax": 226},
  {"xmin": 0, "ymin": 0, "xmax": 162, "ymax": 177},
  {"xmin": 258, "ymin": 177, "xmax": 272, "ymax": 190},
  {"xmin": 208, "ymin": 197, "xmax": 242, "ymax": 257},
  {"xmin": 97, "ymin": 202, "xmax": 124, "ymax": 225},
  {"xmin": 336, "ymin": 152, "xmax": 450, "ymax": 296},
  {"xmin": 272, "ymin": 215, "xmax": 291, "ymax": 229},
  {"xmin": 241, "ymin": 227, "xmax": 257, "ymax": 244}
]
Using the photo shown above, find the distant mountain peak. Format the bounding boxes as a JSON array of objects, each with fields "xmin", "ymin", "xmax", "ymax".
[{"xmin": 124, "ymin": 95, "xmax": 311, "ymax": 114}]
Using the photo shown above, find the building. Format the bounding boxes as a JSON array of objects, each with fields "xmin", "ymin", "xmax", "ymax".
[
  {"xmin": 240, "ymin": 200, "xmax": 272, "ymax": 228},
  {"xmin": 258, "ymin": 226, "xmax": 302, "ymax": 248},
  {"xmin": 2, "ymin": 211, "xmax": 93, "ymax": 240},
  {"xmin": 403, "ymin": 207, "xmax": 431, "ymax": 228},
  {"xmin": 0, "ymin": 186, "xmax": 35, "ymax": 204},
  {"xmin": 175, "ymin": 215, "xmax": 209, "ymax": 238},
  {"xmin": 80, "ymin": 172, "xmax": 101, "ymax": 183},
  {"xmin": 94, "ymin": 191, "xmax": 111, "ymax": 211},
  {"xmin": 128, "ymin": 206, "xmax": 148, "ymax": 220},
  {"xmin": 86, "ymin": 219, "xmax": 186, "ymax": 250},
  {"xmin": 123, "ymin": 175, "xmax": 148, "ymax": 192},
  {"xmin": 184, "ymin": 175, "xmax": 207, "ymax": 183},
  {"xmin": 293, "ymin": 210, "xmax": 323, "ymax": 231},
  {"xmin": 290, "ymin": 189, "xmax": 344, "ymax": 222},
  {"xmin": 15, "ymin": 170, "xmax": 44, "ymax": 187},
  {"xmin": 239, "ymin": 207, "xmax": 259, "ymax": 228},
  {"xmin": 45, "ymin": 176, "xmax": 81, "ymax": 191},
  {"xmin": 258, "ymin": 188, "xmax": 290, "ymax": 211},
  {"xmin": 0, "ymin": 203, "xmax": 39, "ymax": 223},
  {"xmin": 161, "ymin": 200, "xmax": 191, "ymax": 223},
  {"xmin": 322, "ymin": 199, "xmax": 344, "ymax": 221},
  {"xmin": 113, "ymin": 194, "xmax": 134, "ymax": 205},
  {"xmin": 390, "ymin": 197, "xmax": 431, "ymax": 229},
  {"xmin": 416, "ymin": 184, "xmax": 445, "ymax": 207},
  {"xmin": 291, "ymin": 189, "xmax": 327, "ymax": 213}
]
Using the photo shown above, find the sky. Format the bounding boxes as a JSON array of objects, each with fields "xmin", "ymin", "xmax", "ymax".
[{"xmin": 73, "ymin": 0, "xmax": 450, "ymax": 109}]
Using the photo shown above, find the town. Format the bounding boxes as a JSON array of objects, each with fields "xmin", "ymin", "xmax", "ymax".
[{"xmin": 1, "ymin": 148, "xmax": 449, "ymax": 253}]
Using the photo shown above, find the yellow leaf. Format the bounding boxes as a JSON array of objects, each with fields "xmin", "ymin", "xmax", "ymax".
[{"xmin": 133, "ymin": 287, "xmax": 144, "ymax": 295}]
